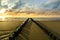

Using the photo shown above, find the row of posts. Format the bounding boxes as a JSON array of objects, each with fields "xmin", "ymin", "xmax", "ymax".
[
  {"xmin": 31, "ymin": 18, "xmax": 60, "ymax": 40},
  {"xmin": 9, "ymin": 18, "xmax": 60, "ymax": 40}
]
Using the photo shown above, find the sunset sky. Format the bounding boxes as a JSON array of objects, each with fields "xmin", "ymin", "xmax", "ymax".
[{"xmin": 0, "ymin": 0, "xmax": 60, "ymax": 10}]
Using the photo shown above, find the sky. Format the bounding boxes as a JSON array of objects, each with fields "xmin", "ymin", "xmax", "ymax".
[{"xmin": 0, "ymin": 0, "xmax": 60, "ymax": 10}]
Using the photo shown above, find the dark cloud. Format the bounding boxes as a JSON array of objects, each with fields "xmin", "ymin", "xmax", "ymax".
[{"xmin": 12, "ymin": 0, "xmax": 25, "ymax": 9}]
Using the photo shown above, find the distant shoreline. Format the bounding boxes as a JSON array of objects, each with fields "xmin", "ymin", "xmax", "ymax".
[{"xmin": 0, "ymin": 17, "xmax": 60, "ymax": 21}]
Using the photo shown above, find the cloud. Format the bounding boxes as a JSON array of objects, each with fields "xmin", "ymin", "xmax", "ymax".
[
  {"xmin": 41, "ymin": 0, "xmax": 60, "ymax": 10},
  {"xmin": 12, "ymin": 0, "xmax": 25, "ymax": 9},
  {"xmin": 0, "ymin": 0, "xmax": 60, "ymax": 10},
  {"xmin": 23, "ymin": 0, "xmax": 60, "ymax": 10},
  {"xmin": 1, "ymin": 0, "xmax": 20, "ymax": 9}
]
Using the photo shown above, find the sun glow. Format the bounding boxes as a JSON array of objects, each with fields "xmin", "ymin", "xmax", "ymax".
[
  {"xmin": 0, "ymin": 8, "xmax": 6, "ymax": 14},
  {"xmin": 0, "ymin": 8, "xmax": 6, "ymax": 21},
  {"xmin": 1, "ymin": 16, "xmax": 6, "ymax": 21},
  {"xmin": 0, "ymin": 15, "xmax": 6, "ymax": 21}
]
